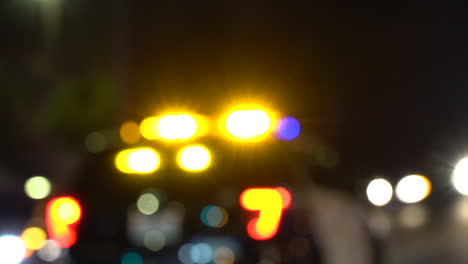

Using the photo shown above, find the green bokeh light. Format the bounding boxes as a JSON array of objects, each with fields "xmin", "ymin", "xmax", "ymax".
[
  {"xmin": 24, "ymin": 176, "xmax": 51, "ymax": 200},
  {"xmin": 137, "ymin": 193, "xmax": 159, "ymax": 215}
]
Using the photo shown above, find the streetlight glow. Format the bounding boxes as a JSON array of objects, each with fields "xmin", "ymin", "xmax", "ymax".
[
  {"xmin": 221, "ymin": 107, "xmax": 274, "ymax": 142},
  {"xmin": 0, "ymin": 235, "xmax": 26, "ymax": 264},
  {"xmin": 157, "ymin": 114, "xmax": 198, "ymax": 141},
  {"xmin": 453, "ymin": 157, "xmax": 468, "ymax": 195},
  {"xmin": 115, "ymin": 147, "xmax": 161, "ymax": 174},
  {"xmin": 140, "ymin": 113, "xmax": 204, "ymax": 141},
  {"xmin": 177, "ymin": 145, "xmax": 212, "ymax": 172},
  {"xmin": 396, "ymin": 175, "xmax": 431, "ymax": 204},
  {"xmin": 366, "ymin": 178, "xmax": 393, "ymax": 206}
]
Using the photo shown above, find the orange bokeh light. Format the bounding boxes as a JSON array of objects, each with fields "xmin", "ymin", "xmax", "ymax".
[
  {"xmin": 240, "ymin": 187, "xmax": 291, "ymax": 240},
  {"xmin": 46, "ymin": 196, "xmax": 82, "ymax": 248}
]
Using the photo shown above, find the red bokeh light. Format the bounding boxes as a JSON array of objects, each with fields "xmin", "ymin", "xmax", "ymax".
[
  {"xmin": 46, "ymin": 196, "xmax": 82, "ymax": 248},
  {"xmin": 240, "ymin": 187, "xmax": 291, "ymax": 240}
]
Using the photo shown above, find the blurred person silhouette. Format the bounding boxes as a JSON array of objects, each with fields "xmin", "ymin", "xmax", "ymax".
[{"xmin": 237, "ymin": 136, "xmax": 382, "ymax": 264}]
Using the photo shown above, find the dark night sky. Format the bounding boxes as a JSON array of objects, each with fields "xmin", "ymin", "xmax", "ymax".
[
  {"xmin": 2, "ymin": 0, "xmax": 468, "ymax": 193},
  {"xmin": 3, "ymin": 2, "xmax": 468, "ymax": 262}
]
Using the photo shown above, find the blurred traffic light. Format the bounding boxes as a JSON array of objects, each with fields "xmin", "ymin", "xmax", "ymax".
[
  {"xmin": 240, "ymin": 187, "xmax": 291, "ymax": 240},
  {"xmin": 46, "ymin": 196, "xmax": 82, "ymax": 248},
  {"xmin": 220, "ymin": 107, "xmax": 275, "ymax": 142},
  {"xmin": 115, "ymin": 147, "xmax": 161, "ymax": 174}
]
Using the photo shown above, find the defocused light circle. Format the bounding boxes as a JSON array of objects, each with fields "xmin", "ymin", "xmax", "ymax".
[
  {"xmin": 454, "ymin": 198, "xmax": 468, "ymax": 222},
  {"xmin": 157, "ymin": 115, "xmax": 179, "ymax": 140},
  {"xmin": 157, "ymin": 114, "xmax": 198, "ymax": 140},
  {"xmin": 399, "ymin": 204, "xmax": 428, "ymax": 228},
  {"xmin": 224, "ymin": 109, "xmax": 273, "ymax": 141},
  {"xmin": 0, "ymin": 235, "xmax": 26, "ymax": 264},
  {"xmin": 368, "ymin": 210, "xmax": 392, "ymax": 236},
  {"xmin": 120, "ymin": 121, "xmax": 141, "ymax": 144},
  {"xmin": 178, "ymin": 244, "xmax": 194, "ymax": 264},
  {"xmin": 366, "ymin": 179, "xmax": 393, "ymax": 206},
  {"xmin": 37, "ymin": 240, "xmax": 61, "ymax": 262},
  {"xmin": 115, "ymin": 148, "xmax": 160, "ymax": 174},
  {"xmin": 21, "ymin": 227, "xmax": 47, "ymax": 250},
  {"xmin": 177, "ymin": 145, "xmax": 212, "ymax": 172},
  {"xmin": 140, "ymin": 117, "xmax": 159, "ymax": 140},
  {"xmin": 276, "ymin": 187, "xmax": 292, "ymax": 209},
  {"xmin": 277, "ymin": 117, "xmax": 301, "ymax": 140},
  {"xmin": 201, "ymin": 206, "xmax": 229, "ymax": 228},
  {"xmin": 453, "ymin": 157, "xmax": 468, "ymax": 195},
  {"xmin": 143, "ymin": 229, "xmax": 166, "ymax": 251},
  {"xmin": 213, "ymin": 247, "xmax": 235, "ymax": 264},
  {"xmin": 49, "ymin": 197, "xmax": 82, "ymax": 225},
  {"xmin": 137, "ymin": 193, "xmax": 160, "ymax": 215},
  {"xmin": 121, "ymin": 252, "xmax": 143, "ymax": 264},
  {"xmin": 24, "ymin": 176, "xmax": 51, "ymax": 200},
  {"xmin": 84, "ymin": 131, "xmax": 107, "ymax": 153},
  {"xmin": 396, "ymin": 175, "xmax": 431, "ymax": 204},
  {"xmin": 191, "ymin": 243, "xmax": 213, "ymax": 264},
  {"xmin": 128, "ymin": 149, "xmax": 160, "ymax": 173}
]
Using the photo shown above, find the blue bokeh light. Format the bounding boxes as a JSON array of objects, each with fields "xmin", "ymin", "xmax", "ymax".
[
  {"xmin": 277, "ymin": 117, "xmax": 301, "ymax": 140},
  {"xmin": 191, "ymin": 243, "xmax": 213, "ymax": 264}
]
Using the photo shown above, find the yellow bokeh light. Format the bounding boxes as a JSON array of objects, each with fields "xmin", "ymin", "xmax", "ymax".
[
  {"xmin": 24, "ymin": 176, "xmax": 52, "ymax": 200},
  {"xmin": 21, "ymin": 227, "xmax": 47, "ymax": 251},
  {"xmin": 177, "ymin": 145, "xmax": 212, "ymax": 172},
  {"xmin": 49, "ymin": 197, "xmax": 82, "ymax": 225},
  {"xmin": 140, "ymin": 117, "xmax": 159, "ymax": 140},
  {"xmin": 221, "ymin": 107, "xmax": 274, "ymax": 142},
  {"xmin": 366, "ymin": 178, "xmax": 393, "ymax": 206},
  {"xmin": 140, "ymin": 113, "xmax": 205, "ymax": 142},
  {"xmin": 240, "ymin": 188, "xmax": 285, "ymax": 240},
  {"xmin": 120, "ymin": 121, "xmax": 141, "ymax": 144},
  {"xmin": 157, "ymin": 114, "xmax": 198, "ymax": 140},
  {"xmin": 115, "ymin": 147, "xmax": 160, "ymax": 174},
  {"xmin": 396, "ymin": 175, "xmax": 432, "ymax": 204}
]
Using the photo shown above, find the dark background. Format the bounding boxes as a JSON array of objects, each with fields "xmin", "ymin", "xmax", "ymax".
[
  {"xmin": 1, "ymin": 0, "xmax": 468, "ymax": 263},
  {"xmin": 2, "ymin": 1, "xmax": 468, "ymax": 187}
]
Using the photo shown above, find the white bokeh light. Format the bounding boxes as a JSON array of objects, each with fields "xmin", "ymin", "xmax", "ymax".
[
  {"xmin": 452, "ymin": 157, "xmax": 468, "ymax": 195},
  {"xmin": 396, "ymin": 175, "xmax": 431, "ymax": 204},
  {"xmin": 37, "ymin": 240, "xmax": 62, "ymax": 262},
  {"xmin": 366, "ymin": 178, "xmax": 393, "ymax": 206},
  {"xmin": 0, "ymin": 235, "xmax": 26, "ymax": 264}
]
